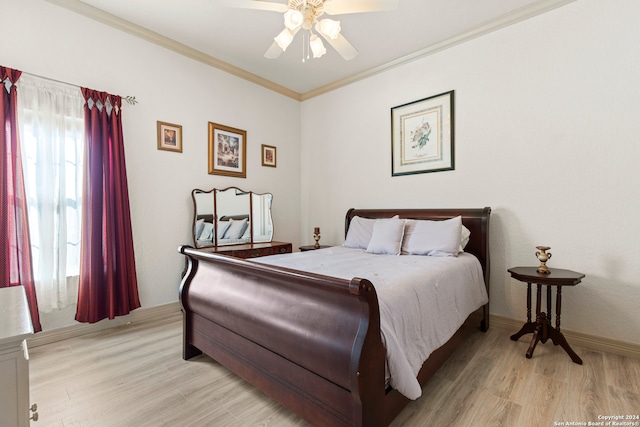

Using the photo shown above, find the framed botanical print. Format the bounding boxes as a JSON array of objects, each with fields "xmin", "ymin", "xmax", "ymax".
[
  {"xmin": 157, "ymin": 121, "xmax": 182, "ymax": 153},
  {"xmin": 391, "ymin": 90, "xmax": 454, "ymax": 176},
  {"xmin": 208, "ymin": 122, "xmax": 247, "ymax": 178}
]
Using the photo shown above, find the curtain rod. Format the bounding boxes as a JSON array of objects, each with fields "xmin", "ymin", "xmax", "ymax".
[{"xmin": 22, "ymin": 70, "xmax": 138, "ymax": 106}]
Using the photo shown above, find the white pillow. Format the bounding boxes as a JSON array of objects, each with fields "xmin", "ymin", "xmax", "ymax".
[
  {"xmin": 199, "ymin": 222, "xmax": 214, "ymax": 241},
  {"xmin": 460, "ymin": 224, "xmax": 471, "ymax": 251},
  {"xmin": 366, "ymin": 218, "xmax": 405, "ymax": 255},
  {"xmin": 217, "ymin": 221, "xmax": 231, "ymax": 239},
  {"xmin": 343, "ymin": 216, "xmax": 376, "ymax": 249},
  {"xmin": 195, "ymin": 218, "xmax": 205, "ymax": 239},
  {"xmin": 223, "ymin": 218, "xmax": 249, "ymax": 239},
  {"xmin": 401, "ymin": 216, "xmax": 462, "ymax": 256},
  {"xmin": 344, "ymin": 215, "xmax": 399, "ymax": 249}
]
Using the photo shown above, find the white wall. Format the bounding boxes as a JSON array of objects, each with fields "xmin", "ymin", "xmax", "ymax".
[
  {"xmin": 1, "ymin": 0, "xmax": 301, "ymax": 328},
  {"xmin": 300, "ymin": 0, "xmax": 640, "ymax": 344},
  {"xmin": 4, "ymin": 0, "xmax": 639, "ymax": 344}
]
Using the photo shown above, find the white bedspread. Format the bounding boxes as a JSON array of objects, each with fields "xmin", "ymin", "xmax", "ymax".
[{"xmin": 253, "ymin": 246, "xmax": 488, "ymax": 400}]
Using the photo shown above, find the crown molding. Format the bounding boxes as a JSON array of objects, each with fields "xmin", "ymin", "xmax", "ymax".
[
  {"xmin": 47, "ymin": 0, "xmax": 576, "ymax": 102},
  {"xmin": 45, "ymin": 0, "xmax": 302, "ymax": 101},
  {"xmin": 301, "ymin": 0, "xmax": 577, "ymax": 100}
]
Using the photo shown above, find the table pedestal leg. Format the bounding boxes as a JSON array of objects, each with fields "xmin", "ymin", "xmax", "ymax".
[
  {"xmin": 512, "ymin": 283, "xmax": 583, "ymax": 365},
  {"xmin": 549, "ymin": 286, "xmax": 583, "ymax": 365},
  {"xmin": 519, "ymin": 284, "xmax": 545, "ymax": 358},
  {"xmin": 526, "ymin": 312, "xmax": 547, "ymax": 358},
  {"xmin": 548, "ymin": 327, "xmax": 583, "ymax": 364},
  {"xmin": 511, "ymin": 282, "xmax": 536, "ymax": 341},
  {"xmin": 510, "ymin": 322, "xmax": 536, "ymax": 341}
]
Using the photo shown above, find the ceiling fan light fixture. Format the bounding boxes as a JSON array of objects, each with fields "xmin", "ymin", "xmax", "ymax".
[
  {"xmin": 309, "ymin": 34, "xmax": 326, "ymax": 58},
  {"xmin": 283, "ymin": 9, "xmax": 303, "ymax": 30},
  {"xmin": 317, "ymin": 18, "xmax": 341, "ymax": 39},
  {"xmin": 274, "ymin": 28, "xmax": 294, "ymax": 51}
]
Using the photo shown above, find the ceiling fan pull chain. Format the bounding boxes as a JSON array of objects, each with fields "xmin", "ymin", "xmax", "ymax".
[{"xmin": 302, "ymin": 31, "xmax": 311, "ymax": 63}]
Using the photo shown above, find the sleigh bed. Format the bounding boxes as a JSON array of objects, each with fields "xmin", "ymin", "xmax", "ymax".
[{"xmin": 178, "ymin": 207, "xmax": 491, "ymax": 426}]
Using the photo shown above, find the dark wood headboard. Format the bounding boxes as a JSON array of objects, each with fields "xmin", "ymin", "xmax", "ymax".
[{"xmin": 345, "ymin": 207, "xmax": 491, "ymax": 290}]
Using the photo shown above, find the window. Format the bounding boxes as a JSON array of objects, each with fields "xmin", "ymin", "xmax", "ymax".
[{"xmin": 17, "ymin": 75, "xmax": 85, "ymax": 312}]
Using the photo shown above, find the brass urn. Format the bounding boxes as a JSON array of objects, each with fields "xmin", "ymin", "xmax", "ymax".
[{"xmin": 535, "ymin": 246, "xmax": 552, "ymax": 274}]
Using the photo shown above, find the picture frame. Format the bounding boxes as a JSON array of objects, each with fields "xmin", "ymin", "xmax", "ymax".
[
  {"xmin": 261, "ymin": 144, "xmax": 277, "ymax": 168},
  {"xmin": 391, "ymin": 90, "xmax": 454, "ymax": 176},
  {"xmin": 208, "ymin": 122, "xmax": 247, "ymax": 178},
  {"xmin": 157, "ymin": 121, "xmax": 182, "ymax": 153}
]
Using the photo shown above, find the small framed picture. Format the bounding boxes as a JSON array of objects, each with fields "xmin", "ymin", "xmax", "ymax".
[
  {"xmin": 391, "ymin": 90, "xmax": 454, "ymax": 176},
  {"xmin": 208, "ymin": 122, "xmax": 247, "ymax": 178},
  {"xmin": 157, "ymin": 121, "xmax": 182, "ymax": 153},
  {"xmin": 261, "ymin": 144, "xmax": 277, "ymax": 168}
]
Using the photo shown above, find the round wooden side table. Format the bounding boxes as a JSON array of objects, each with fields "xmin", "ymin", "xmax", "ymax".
[{"xmin": 508, "ymin": 266, "xmax": 585, "ymax": 365}]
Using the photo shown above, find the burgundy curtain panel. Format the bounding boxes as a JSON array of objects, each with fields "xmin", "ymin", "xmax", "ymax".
[
  {"xmin": 0, "ymin": 66, "xmax": 42, "ymax": 332},
  {"xmin": 76, "ymin": 88, "xmax": 140, "ymax": 323}
]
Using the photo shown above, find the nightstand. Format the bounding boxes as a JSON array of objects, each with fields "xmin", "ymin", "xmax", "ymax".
[
  {"xmin": 299, "ymin": 245, "xmax": 331, "ymax": 251},
  {"xmin": 508, "ymin": 266, "xmax": 584, "ymax": 364}
]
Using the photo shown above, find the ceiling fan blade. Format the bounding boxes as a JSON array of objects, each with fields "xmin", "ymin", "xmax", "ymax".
[
  {"xmin": 218, "ymin": 0, "xmax": 288, "ymax": 13},
  {"xmin": 264, "ymin": 41, "xmax": 283, "ymax": 59},
  {"xmin": 324, "ymin": 0, "xmax": 398, "ymax": 15},
  {"xmin": 319, "ymin": 32, "xmax": 358, "ymax": 60}
]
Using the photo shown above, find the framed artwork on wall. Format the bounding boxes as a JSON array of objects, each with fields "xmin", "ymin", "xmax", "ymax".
[
  {"xmin": 391, "ymin": 90, "xmax": 454, "ymax": 176},
  {"xmin": 261, "ymin": 144, "xmax": 276, "ymax": 167},
  {"xmin": 208, "ymin": 122, "xmax": 247, "ymax": 178},
  {"xmin": 157, "ymin": 121, "xmax": 182, "ymax": 153}
]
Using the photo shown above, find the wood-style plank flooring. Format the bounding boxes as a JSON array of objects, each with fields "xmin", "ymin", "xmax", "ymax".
[{"xmin": 29, "ymin": 312, "xmax": 640, "ymax": 426}]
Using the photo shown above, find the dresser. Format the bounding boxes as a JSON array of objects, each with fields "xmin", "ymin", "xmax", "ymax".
[
  {"xmin": 201, "ymin": 241, "xmax": 292, "ymax": 259},
  {"xmin": 0, "ymin": 286, "xmax": 36, "ymax": 426}
]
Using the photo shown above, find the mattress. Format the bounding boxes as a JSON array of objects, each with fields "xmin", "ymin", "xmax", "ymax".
[{"xmin": 253, "ymin": 246, "xmax": 488, "ymax": 400}]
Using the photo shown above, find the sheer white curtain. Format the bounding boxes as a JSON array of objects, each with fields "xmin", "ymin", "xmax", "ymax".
[{"xmin": 17, "ymin": 75, "xmax": 85, "ymax": 312}]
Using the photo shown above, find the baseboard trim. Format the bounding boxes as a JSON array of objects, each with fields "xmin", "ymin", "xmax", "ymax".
[
  {"xmin": 27, "ymin": 301, "xmax": 182, "ymax": 348},
  {"xmin": 26, "ymin": 307, "xmax": 639, "ymax": 359},
  {"xmin": 491, "ymin": 314, "xmax": 640, "ymax": 359}
]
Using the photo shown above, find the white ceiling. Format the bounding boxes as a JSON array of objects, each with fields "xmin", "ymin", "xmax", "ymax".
[{"xmin": 48, "ymin": 0, "xmax": 574, "ymax": 100}]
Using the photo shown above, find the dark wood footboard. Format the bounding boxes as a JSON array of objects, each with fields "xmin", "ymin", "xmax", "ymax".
[
  {"xmin": 179, "ymin": 247, "xmax": 387, "ymax": 426},
  {"xmin": 179, "ymin": 207, "xmax": 491, "ymax": 426}
]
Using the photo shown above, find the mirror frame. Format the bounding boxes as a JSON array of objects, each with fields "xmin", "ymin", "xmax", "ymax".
[{"xmin": 191, "ymin": 186, "xmax": 273, "ymax": 248}]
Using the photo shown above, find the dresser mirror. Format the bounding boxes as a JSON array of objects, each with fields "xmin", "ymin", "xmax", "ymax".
[{"xmin": 192, "ymin": 187, "xmax": 273, "ymax": 248}]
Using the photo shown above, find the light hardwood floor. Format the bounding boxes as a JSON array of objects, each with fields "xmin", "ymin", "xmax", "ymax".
[{"xmin": 29, "ymin": 312, "xmax": 640, "ymax": 427}]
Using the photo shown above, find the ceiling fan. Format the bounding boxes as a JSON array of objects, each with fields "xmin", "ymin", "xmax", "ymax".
[{"xmin": 222, "ymin": 0, "xmax": 399, "ymax": 61}]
